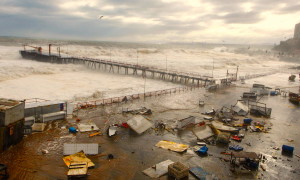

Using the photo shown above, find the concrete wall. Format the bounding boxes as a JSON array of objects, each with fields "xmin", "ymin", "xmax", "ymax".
[
  {"xmin": 0, "ymin": 102, "xmax": 25, "ymax": 126},
  {"xmin": 24, "ymin": 103, "xmax": 63, "ymax": 117},
  {"xmin": 0, "ymin": 119, "xmax": 24, "ymax": 152},
  {"xmin": 294, "ymin": 23, "xmax": 300, "ymax": 39}
]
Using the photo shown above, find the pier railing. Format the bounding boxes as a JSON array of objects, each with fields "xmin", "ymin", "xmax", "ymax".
[
  {"xmin": 19, "ymin": 50, "xmax": 214, "ymax": 86},
  {"xmin": 239, "ymin": 71, "xmax": 276, "ymax": 80},
  {"xmin": 74, "ymin": 85, "xmax": 201, "ymax": 110}
]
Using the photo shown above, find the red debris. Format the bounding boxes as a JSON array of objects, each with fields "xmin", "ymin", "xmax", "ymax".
[{"xmin": 121, "ymin": 123, "xmax": 129, "ymax": 128}]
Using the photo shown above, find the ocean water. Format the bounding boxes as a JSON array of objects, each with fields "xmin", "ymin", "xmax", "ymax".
[{"xmin": 0, "ymin": 37, "xmax": 299, "ymax": 102}]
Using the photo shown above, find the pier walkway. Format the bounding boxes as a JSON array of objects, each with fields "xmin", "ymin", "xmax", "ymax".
[{"xmin": 20, "ymin": 50, "xmax": 214, "ymax": 86}]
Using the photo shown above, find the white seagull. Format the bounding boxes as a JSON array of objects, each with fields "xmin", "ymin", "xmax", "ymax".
[{"xmin": 98, "ymin": 15, "xmax": 103, "ymax": 19}]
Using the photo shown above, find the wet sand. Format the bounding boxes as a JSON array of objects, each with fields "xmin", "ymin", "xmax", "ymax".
[{"xmin": 0, "ymin": 82, "xmax": 300, "ymax": 180}]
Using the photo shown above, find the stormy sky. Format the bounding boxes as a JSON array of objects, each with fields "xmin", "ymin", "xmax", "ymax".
[{"xmin": 0, "ymin": 0, "xmax": 299, "ymax": 44}]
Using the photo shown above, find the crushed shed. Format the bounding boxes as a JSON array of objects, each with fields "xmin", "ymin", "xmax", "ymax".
[
  {"xmin": 63, "ymin": 151, "xmax": 95, "ymax": 168},
  {"xmin": 143, "ymin": 159, "xmax": 174, "ymax": 178},
  {"xmin": 67, "ymin": 162, "xmax": 88, "ymax": 178},
  {"xmin": 192, "ymin": 125, "xmax": 214, "ymax": 140},
  {"xmin": 232, "ymin": 101, "xmax": 249, "ymax": 116},
  {"xmin": 77, "ymin": 122, "xmax": 99, "ymax": 132},
  {"xmin": 127, "ymin": 115, "xmax": 152, "ymax": 134}
]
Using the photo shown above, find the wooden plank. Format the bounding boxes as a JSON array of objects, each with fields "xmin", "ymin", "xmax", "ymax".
[{"xmin": 67, "ymin": 162, "xmax": 88, "ymax": 176}]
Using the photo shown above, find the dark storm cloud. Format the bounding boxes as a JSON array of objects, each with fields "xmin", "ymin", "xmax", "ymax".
[
  {"xmin": 277, "ymin": 4, "xmax": 300, "ymax": 13},
  {"xmin": 76, "ymin": 0, "xmax": 204, "ymax": 32},
  {"xmin": 1, "ymin": 0, "xmax": 59, "ymax": 16},
  {"xmin": 0, "ymin": 0, "xmax": 299, "ymax": 42}
]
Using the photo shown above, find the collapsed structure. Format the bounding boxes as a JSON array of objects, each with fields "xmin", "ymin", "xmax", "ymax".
[{"xmin": 0, "ymin": 98, "xmax": 25, "ymax": 152}]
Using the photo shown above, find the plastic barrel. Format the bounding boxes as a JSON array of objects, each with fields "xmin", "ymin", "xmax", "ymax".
[
  {"xmin": 69, "ymin": 127, "xmax": 77, "ymax": 133},
  {"xmin": 243, "ymin": 118, "xmax": 252, "ymax": 124},
  {"xmin": 282, "ymin": 145, "xmax": 294, "ymax": 154}
]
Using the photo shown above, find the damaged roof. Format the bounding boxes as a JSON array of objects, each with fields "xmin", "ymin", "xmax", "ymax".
[{"xmin": 0, "ymin": 98, "xmax": 23, "ymax": 111}]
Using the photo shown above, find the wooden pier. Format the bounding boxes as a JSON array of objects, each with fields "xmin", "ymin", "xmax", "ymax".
[{"xmin": 19, "ymin": 50, "xmax": 214, "ymax": 86}]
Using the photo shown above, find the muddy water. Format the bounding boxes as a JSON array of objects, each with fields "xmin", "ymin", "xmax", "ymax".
[{"xmin": 1, "ymin": 83, "xmax": 300, "ymax": 180}]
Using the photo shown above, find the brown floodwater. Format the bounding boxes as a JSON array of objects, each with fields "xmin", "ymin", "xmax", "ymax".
[{"xmin": 1, "ymin": 86, "xmax": 299, "ymax": 180}]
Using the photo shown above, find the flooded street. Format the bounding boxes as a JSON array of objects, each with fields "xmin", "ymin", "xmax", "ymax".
[
  {"xmin": 1, "ymin": 79, "xmax": 299, "ymax": 180},
  {"xmin": 1, "ymin": 1, "xmax": 300, "ymax": 179}
]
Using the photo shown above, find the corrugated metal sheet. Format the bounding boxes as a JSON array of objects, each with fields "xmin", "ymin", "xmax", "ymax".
[
  {"xmin": 63, "ymin": 143, "xmax": 99, "ymax": 155},
  {"xmin": 127, "ymin": 115, "xmax": 153, "ymax": 134}
]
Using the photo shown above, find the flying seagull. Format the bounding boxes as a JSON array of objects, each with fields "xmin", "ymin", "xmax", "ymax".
[{"xmin": 98, "ymin": 15, "xmax": 103, "ymax": 19}]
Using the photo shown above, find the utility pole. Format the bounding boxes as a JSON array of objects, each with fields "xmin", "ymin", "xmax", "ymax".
[
  {"xmin": 57, "ymin": 46, "xmax": 61, "ymax": 57},
  {"xmin": 144, "ymin": 75, "xmax": 146, "ymax": 101},
  {"xmin": 136, "ymin": 49, "xmax": 139, "ymax": 66},
  {"xmin": 212, "ymin": 59, "xmax": 214, "ymax": 78},
  {"xmin": 165, "ymin": 55, "xmax": 168, "ymax": 71},
  {"xmin": 236, "ymin": 66, "xmax": 239, "ymax": 80},
  {"xmin": 49, "ymin": 44, "xmax": 52, "ymax": 55}
]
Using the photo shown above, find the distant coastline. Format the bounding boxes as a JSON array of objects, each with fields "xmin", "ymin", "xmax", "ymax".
[{"xmin": 273, "ymin": 22, "xmax": 300, "ymax": 55}]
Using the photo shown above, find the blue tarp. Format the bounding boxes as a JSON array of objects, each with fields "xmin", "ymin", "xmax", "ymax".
[
  {"xmin": 69, "ymin": 127, "xmax": 77, "ymax": 133},
  {"xmin": 196, "ymin": 146, "xmax": 208, "ymax": 155},
  {"xmin": 243, "ymin": 118, "xmax": 252, "ymax": 124},
  {"xmin": 229, "ymin": 145, "xmax": 243, "ymax": 151}
]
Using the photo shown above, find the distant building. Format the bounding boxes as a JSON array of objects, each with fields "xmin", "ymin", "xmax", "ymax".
[
  {"xmin": 294, "ymin": 22, "xmax": 300, "ymax": 39},
  {"xmin": 274, "ymin": 22, "xmax": 300, "ymax": 53}
]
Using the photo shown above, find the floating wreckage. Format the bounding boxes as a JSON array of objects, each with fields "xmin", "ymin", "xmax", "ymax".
[
  {"xmin": 77, "ymin": 122, "xmax": 99, "ymax": 132},
  {"xmin": 122, "ymin": 107, "xmax": 152, "ymax": 115},
  {"xmin": 232, "ymin": 101, "xmax": 249, "ymax": 116},
  {"xmin": 108, "ymin": 125, "xmax": 118, "ymax": 136},
  {"xmin": 289, "ymin": 74, "xmax": 296, "ymax": 81},
  {"xmin": 192, "ymin": 124, "xmax": 214, "ymax": 140},
  {"xmin": 289, "ymin": 92, "xmax": 300, "ymax": 104},
  {"xmin": 250, "ymin": 84, "xmax": 270, "ymax": 96},
  {"xmin": 63, "ymin": 143, "xmax": 99, "ymax": 155},
  {"xmin": 249, "ymin": 100, "xmax": 272, "ymax": 117},
  {"xmin": 143, "ymin": 159, "xmax": 174, "ymax": 178},
  {"xmin": 63, "ymin": 151, "xmax": 95, "ymax": 179},
  {"xmin": 211, "ymin": 121, "xmax": 239, "ymax": 134},
  {"xmin": 155, "ymin": 140, "xmax": 189, "ymax": 152},
  {"xmin": 127, "ymin": 115, "xmax": 153, "ymax": 134},
  {"xmin": 177, "ymin": 116, "xmax": 196, "ymax": 129}
]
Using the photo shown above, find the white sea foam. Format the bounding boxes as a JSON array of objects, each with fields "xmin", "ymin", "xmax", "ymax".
[{"xmin": 0, "ymin": 41, "xmax": 299, "ymax": 102}]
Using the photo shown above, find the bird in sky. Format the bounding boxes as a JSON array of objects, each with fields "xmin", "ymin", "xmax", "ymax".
[{"xmin": 98, "ymin": 15, "xmax": 103, "ymax": 19}]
